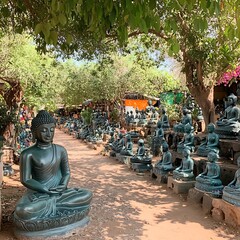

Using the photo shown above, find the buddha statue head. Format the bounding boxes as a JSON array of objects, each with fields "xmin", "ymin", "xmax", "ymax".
[
  {"xmin": 227, "ymin": 93, "xmax": 237, "ymax": 106},
  {"xmin": 184, "ymin": 123, "xmax": 193, "ymax": 134},
  {"xmin": 207, "ymin": 123, "xmax": 215, "ymax": 133},
  {"xmin": 208, "ymin": 150, "xmax": 219, "ymax": 162},
  {"xmin": 162, "ymin": 141, "xmax": 169, "ymax": 152},
  {"xmin": 31, "ymin": 110, "xmax": 56, "ymax": 143},
  {"xmin": 138, "ymin": 139, "xmax": 144, "ymax": 147},
  {"xmin": 126, "ymin": 134, "xmax": 131, "ymax": 141}
]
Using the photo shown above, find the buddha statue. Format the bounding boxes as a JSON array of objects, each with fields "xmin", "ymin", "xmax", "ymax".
[
  {"xmin": 195, "ymin": 151, "xmax": 223, "ymax": 196},
  {"xmin": 131, "ymin": 109, "xmax": 140, "ymax": 126},
  {"xmin": 146, "ymin": 99, "xmax": 155, "ymax": 113},
  {"xmin": 147, "ymin": 108, "xmax": 159, "ymax": 126},
  {"xmin": 110, "ymin": 132, "xmax": 125, "ymax": 153},
  {"xmin": 130, "ymin": 139, "xmax": 145, "ymax": 163},
  {"xmin": 138, "ymin": 110, "xmax": 147, "ymax": 126},
  {"xmin": 153, "ymin": 141, "xmax": 173, "ymax": 175},
  {"xmin": 173, "ymin": 147, "xmax": 195, "ymax": 181},
  {"xmin": 197, "ymin": 123, "xmax": 219, "ymax": 157},
  {"xmin": 215, "ymin": 93, "xmax": 240, "ymax": 138},
  {"xmin": 14, "ymin": 110, "xmax": 92, "ymax": 236},
  {"xmin": 120, "ymin": 134, "xmax": 133, "ymax": 156},
  {"xmin": 222, "ymin": 156, "xmax": 240, "ymax": 206},
  {"xmin": 125, "ymin": 111, "xmax": 131, "ymax": 126},
  {"xmin": 173, "ymin": 107, "xmax": 192, "ymax": 133},
  {"xmin": 160, "ymin": 108, "xmax": 170, "ymax": 130},
  {"xmin": 151, "ymin": 120, "xmax": 164, "ymax": 156},
  {"xmin": 177, "ymin": 123, "xmax": 195, "ymax": 154},
  {"xmin": 129, "ymin": 110, "xmax": 135, "ymax": 123}
]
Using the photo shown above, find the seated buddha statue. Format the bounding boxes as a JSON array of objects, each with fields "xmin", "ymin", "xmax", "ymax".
[
  {"xmin": 111, "ymin": 133, "xmax": 125, "ymax": 153},
  {"xmin": 174, "ymin": 107, "xmax": 192, "ymax": 133},
  {"xmin": 130, "ymin": 139, "xmax": 145, "ymax": 163},
  {"xmin": 215, "ymin": 93, "xmax": 240, "ymax": 138},
  {"xmin": 160, "ymin": 108, "xmax": 170, "ymax": 130},
  {"xmin": 151, "ymin": 120, "xmax": 164, "ymax": 156},
  {"xmin": 147, "ymin": 108, "xmax": 159, "ymax": 126},
  {"xmin": 14, "ymin": 110, "xmax": 92, "ymax": 236},
  {"xmin": 138, "ymin": 110, "xmax": 147, "ymax": 126},
  {"xmin": 195, "ymin": 151, "xmax": 223, "ymax": 195},
  {"xmin": 177, "ymin": 123, "xmax": 195, "ymax": 154},
  {"xmin": 197, "ymin": 123, "xmax": 219, "ymax": 157},
  {"xmin": 153, "ymin": 141, "xmax": 173, "ymax": 175},
  {"xmin": 173, "ymin": 146, "xmax": 195, "ymax": 181},
  {"xmin": 222, "ymin": 156, "xmax": 240, "ymax": 206},
  {"xmin": 120, "ymin": 134, "xmax": 133, "ymax": 156}
]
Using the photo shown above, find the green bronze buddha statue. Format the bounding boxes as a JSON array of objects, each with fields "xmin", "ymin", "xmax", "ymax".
[
  {"xmin": 215, "ymin": 93, "xmax": 240, "ymax": 138},
  {"xmin": 222, "ymin": 156, "xmax": 240, "ymax": 206},
  {"xmin": 197, "ymin": 123, "xmax": 219, "ymax": 157},
  {"xmin": 195, "ymin": 151, "xmax": 223, "ymax": 197},
  {"xmin": 120, "ymin": 134, "xmax": 133, "ymax": 156},
  {"xmin": 14, "ymin": 110, "xmax": 92, "ymax": 238},
  {"xmin": 173, "ymin": 146, "xmax": 195, "ymax": 181}
]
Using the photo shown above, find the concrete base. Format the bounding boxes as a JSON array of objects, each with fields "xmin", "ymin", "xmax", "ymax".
[
  {"xmin": 132, "ymin": 163, "xmax": 152, "ymax": 173},
  {"xmin": 167, "ymin": 176, "xmax": 195, "ymax": 194},
  {"xmin": 151, "ymin": 170, "xmax": 168, "ymax": 183},
  {"xmin": 212, "ymin": 199, "xmax": 240, "ymax": 227},
  {"xmin": 187, "ymin": 188, "xmax": 214, "ymax": 214}
]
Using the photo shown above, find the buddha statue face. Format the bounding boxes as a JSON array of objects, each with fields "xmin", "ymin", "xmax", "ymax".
[
  {"xmin": 227, "ymin": 94, "xmax": 237, "ymax": 106},
  {"xmin": 208, "ymin": 151, "xmax": 218, "ymax": 162},
  {"xmin": 35, "ymin": 123, "xmax": 55, "ymax": 143},
  {"xmin": 183, "ymin": 147, "xmax": 190, "ymax": 157},
  {"xmin": 162, "ymin": 142, "xmax": 169, "ymax": 152}
]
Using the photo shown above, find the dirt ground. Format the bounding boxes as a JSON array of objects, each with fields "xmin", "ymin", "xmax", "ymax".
[{"xmin": 1, "ymin": 129, "xmax": 240, "ymax": 240}]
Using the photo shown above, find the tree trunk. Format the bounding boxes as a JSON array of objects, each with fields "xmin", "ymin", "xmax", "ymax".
[
  {"xmin": 189, "ymin": 85, "xmax": 215, "ymax": 131},
  {"xmin": 183, "ymin": 52, "xmax": 215, "ymax": 131}
]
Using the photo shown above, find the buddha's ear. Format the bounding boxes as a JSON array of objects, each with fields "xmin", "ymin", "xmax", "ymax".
[{"xmin": 32, "ymin": 132, "xmax": 36, "ymax": 143}]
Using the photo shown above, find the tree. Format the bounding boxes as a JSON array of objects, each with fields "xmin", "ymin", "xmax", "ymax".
[{"xmin": 1, "ymin": 1, "xmax": 240, "ymax": 126}]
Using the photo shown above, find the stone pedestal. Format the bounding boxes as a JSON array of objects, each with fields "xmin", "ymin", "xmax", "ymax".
[
  {"xmin": 132, "ymin": 163, "xmax": 152, "ymax": 173},
  {"xmin": 212, "ymin": 198, "xmax": 240, "ymax": 227},
  {"xmin": 151, "ymin": 169, "xmax": 168, "ymax": 183},
  {"xmin": 167, "ymin": 176, "xmax": 195, "ymax": 194},
  {"xmin": 187, "ymin": 188, "xmax": 214, "ymax": 214}
]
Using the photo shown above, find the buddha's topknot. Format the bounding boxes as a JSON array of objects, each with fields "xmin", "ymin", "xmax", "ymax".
[{"xmin": 31, "ymin": 110, "xmax": 56, "ymax": 133}]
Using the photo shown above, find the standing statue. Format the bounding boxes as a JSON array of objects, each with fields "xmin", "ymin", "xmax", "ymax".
[
  {"xmin": 177, "ymin": 123, "xmax": 195, "ymax": 154},
  {"xmin": 222, "ymin": 156, "xmax": 240, "ymax": 206},
  {"xmin": 197, "ymin": 123, "xmax": 219, "ymax": 157},
  {"xmin": 173, "ymin": 146, "xmax": 195, "ymax": 181},
  {"xmin": 215, "ymin": 93, "xmax": 240, "ymax": 138},
  {"xmin": 195, "ymin": 151, "xmax": 223, "ymax": 196},
  {"xmin": 14, "ymin": 110, "xmax": 92, "ymax": 237}
]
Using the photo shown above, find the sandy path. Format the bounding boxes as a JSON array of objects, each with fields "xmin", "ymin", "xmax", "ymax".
[{"xmin": 1, "ymin": 129, "xmax": 239, "ymax": 240}]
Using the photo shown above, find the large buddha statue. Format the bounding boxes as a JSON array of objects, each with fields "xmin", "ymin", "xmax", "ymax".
[
  {"xmin": 222, "ymin": 156, "xmax": 240, "ymax": 206},
  {"xmin": 120, "ymin": 134, "xmax": 133, "ymax": 156},
  {"xmin": 177, "ymin": 123, "xmax": 195, "ymax": 154},
  {"xmin": 195, "ymin": 151, "xmax": 223, "ymax": 196},
  {"xmin": 153, "ymin": 141, "xmax": 173, "ymax": 175},
  {"xmin": 14, "ymin": 110, "xmax": 92, "ymax": 237},
  {"xmin": 197, "ymin": 123, "xmax": 219, "ymax": 157},
  {"xmin": 215, "ymin": 93, "xmax": 240, "ymax": 138},
  {"xmin": 173, "ymin": 147, "xmax": 195, "ymax": 181}
]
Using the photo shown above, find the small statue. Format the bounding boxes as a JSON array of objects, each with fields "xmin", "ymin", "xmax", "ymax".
[
  {"xmin": 215, "ymin": 93, "xmax": 240, "ymax": 138},
  {"xmin": 146, "ymin": 99, "xmax": 155, "ymax": 113},
  {"xmin": 153, "ymin": 141, "xmax": 173, "ymax": 175},
  {"xmin": 173, "ymin": 146, "xmax": 195, "ymax": 181},
  {"xmin": 195, "ymin": 151, "xmax": 223, "ymax": 196},
  {"xmin": 130, "ymin": 139, "xmax": 145, "ymax": 163},
  {"xmin": 151, "ymin": 120, "xmax": 164, "ymax": 156},
  {"xmin": 110, "ymin": 132, "xmax": 125, "ymax": 153},
  {"xmin": 138, "ymin": 110, "xmax": 147, "ymax": 126},
  {"xmin": 222, "ymin": 156, "xmax": 240, "ymax": 206},
  {"xmin": 129, "ymin": 111, "xmax": 135, "ymax": 123},
  {"xmin": 173, "ymin": 107, "xmax": 192, "ymax": 133},
  {"xmin": 177, "ymin": 123, "xmax": 195, "ymax": 154},
  {"xmin": 197, "ymin": 123, "xmax": 219, "ymax": 157},
  {"xmin": 125, "ymin": 111, "xmax": 131, "ymax": 126},
  {"xmin": 147, "ymin": 108, "xmax": 158, "ymax": 126},
  {"xmin": 14, "ymin": 110, "xmax": 92, "ymax": 235},
  {"xmin": 160, "ymin": 108, "xmax": 170, "ymax": 130},
  {"xmin": 131, "ymin": 109, "xmax": 140, "ymax": 125},
  {"xmin": 120, "ymin": 134, "xmax": 133, "ymax": 156}
]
